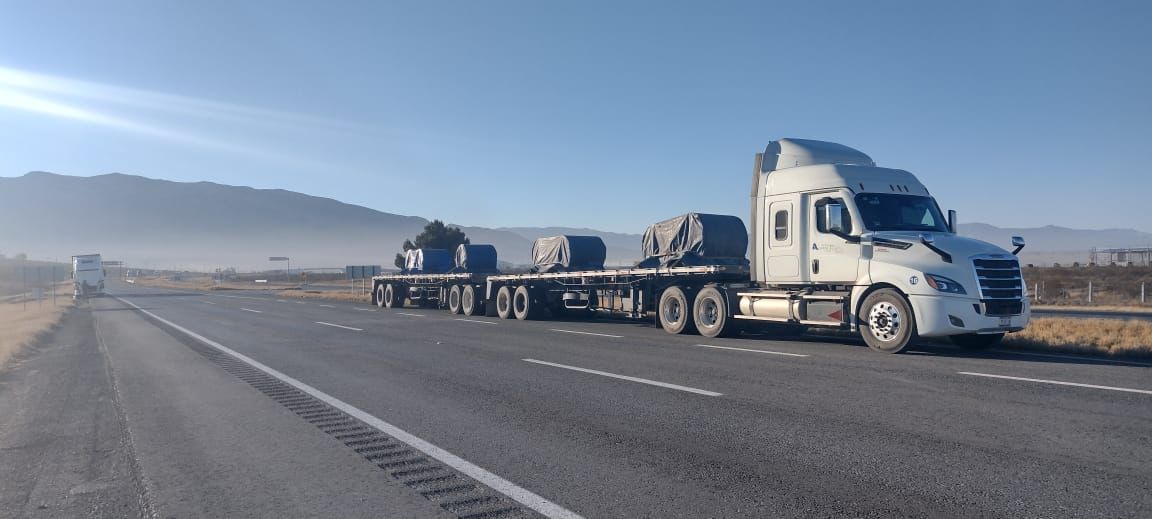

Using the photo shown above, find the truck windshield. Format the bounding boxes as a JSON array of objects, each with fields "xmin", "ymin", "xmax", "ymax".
[{"xmin": 854, "ymin": 194, "xmax": 948, "ymax": 232}]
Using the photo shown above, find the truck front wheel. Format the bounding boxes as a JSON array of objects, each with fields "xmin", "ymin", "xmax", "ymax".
[
  {"xmin": 694, "ymin": 286, "xmax": 736, "ymax": 338},
  {"xmin": 658, "ymin": 286, "xmax": 696, "ymax": 335},
  {"xmin": 860, "ymin": 289, "xmax": 916, "ymax": 353},
  {"xmin": 950, "ymin": 333, "xmax": 1004, "ymax": 350},
  {"xmin": 496, "ymin": 286, "xmax": 514, "ymax": 319}
]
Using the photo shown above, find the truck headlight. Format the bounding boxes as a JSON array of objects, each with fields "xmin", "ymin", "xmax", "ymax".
[{"xmin": 924, "ymin": 273, "xmax": 966, "ymax": 294}]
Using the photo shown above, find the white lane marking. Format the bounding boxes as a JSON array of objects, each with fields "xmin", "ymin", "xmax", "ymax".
[
  {"xmin": 203, "ymin": 301, "xmax": 218, "ymax": 305},
  {"xmin": 240, "ymin": 308, "xmax": 263, "ymax": 313},
  {"xmin": 114, "ymin": 297, "xmax": 580, "ymax": 519},
  {"xmin": 276, "ymin": 299, "xmax": 289, "ymax": 303},
  {"xmin": 397, "ymin": 312, "xmax": 426, "ymax": 317},
  {"xmin": 549, "ymin": 329, "xmax": 622, "ymax": 338},
  {"xmin": 315, "ymin": 321, "xmax": 363, "ymax": 332},
  {"xmin": 318, "ymin": 304, "xmax": 336, "ymax": 308},
  {"xmin": 522, "ymin": 358, "xmax": 722, "ymax": 397},
  {"xmin": 989, "ymin": 349, "xmax": 1152, "ymax": 368},
  {"xmin": 454, "ymin": 318, "xmax": 497, "ymax": 325},
  {"xmin": 693, "ymin": 344, "xmax": 809, "ymax": 357},
  {"xmin": 958, "ymin": 372, "xmax": 1152, "ymax": 395},
  {"xmin": 296, "ymin": 301, "xmax": 307, "ymax": 305},
  {"xmin": 354, "ymin": 308, "xmax": 376, "ymax": 312}
]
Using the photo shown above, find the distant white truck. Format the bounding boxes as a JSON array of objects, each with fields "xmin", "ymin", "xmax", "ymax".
[{"xmin": 72, "ymin": 254, "xmax": 106, "ymax": 298}]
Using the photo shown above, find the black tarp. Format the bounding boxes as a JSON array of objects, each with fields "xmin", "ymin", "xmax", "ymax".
[
  {"xmin": 637, "ymin": 213, "xmax": 749, "ymax": 268},
  {"xmin": 531, "ymin": 235, "xmax": 607, "ymax": 273},
  {"xmin": 454, "ymin": 244, "xmax": 499, "ymax": 273},
  {"xmin": 404, "ymin": 248, "xmax": 452, "ymax": 274}
]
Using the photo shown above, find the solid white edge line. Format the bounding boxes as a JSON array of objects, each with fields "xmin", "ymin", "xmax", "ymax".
[
  {"xmin": 693, "ymin": 344, "xmax": 809, "ymax": 357},
  {"xmin": 454, "ymin": 318, "xmax": 498, "ymax": 325},
  {"xmin": 397, "ymin": 312, "xmax": 426, "ymax": 317},
  {"xmin": 522, "ymin": 358, "xmax": 722, "ymax": 397},
  {"xmin": 549, "ymin": 329, "xmax": 622, "ymax": 338},
  {"xmin": 240, "ymin": 308, "xmax": 262, "ymax": 313},
  {"xmin": 958, "ymin": 372, "xmax": 1152, "ymax": 395},
  {"xmin": 315, "ymin": 321, "xmax": 364, "ymax": 331},
  {"xmin": 114, "ymin": 297, "xmax": 582, "ymax": 519}
]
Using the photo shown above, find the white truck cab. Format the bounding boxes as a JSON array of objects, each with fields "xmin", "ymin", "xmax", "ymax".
[
  {"xmin": 72, "ymin": 254, "xmax": 106, "ymax": 298},
  {"xmin": 743, "ymin": 139, "xmax": 1029, "ymax": 353}
]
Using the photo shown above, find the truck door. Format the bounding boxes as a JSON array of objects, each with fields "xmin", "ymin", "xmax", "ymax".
[
  {"xmin": 765, "ymin": 199, "xmax": 800, "ymax": 281},
  {"xmin": 808, "ymin": 194, "xmax": 861, "ymax": 283}
]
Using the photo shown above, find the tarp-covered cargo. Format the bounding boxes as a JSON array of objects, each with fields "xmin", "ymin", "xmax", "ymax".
[
  {"xmin": 454, "ymin": 244, "xmax": 499, "ymax": 273},
  {"xmin": 404, "ymin": 248, "xmax": 452, "ymax": 274},
  {"xmin": 531, "ymin": 235, "xmax": 607, "ymax": 273},
  {"xmin": 637, "ymin": 213, "xmax": 750, "ymax": 268}
]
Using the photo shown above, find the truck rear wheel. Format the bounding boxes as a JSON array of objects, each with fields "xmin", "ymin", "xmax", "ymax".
[
  {"xmin": 448, "ymin": 285, "xmax": 463, "ymax": 314},
  {"xmin": 950, "ymin": 333, "xmax": 1004, "ymax": 350},
  {"xmin": 860, "ymin": 289, "xmax": 916, "ymax": 353},
  {"xmin": 375, "ymin": 284, "xmax": 386, "ymax": 308},
  {"xmin": 658, "ymin": 286, "xmax": 696, "ymax": 334},
  {"xmin": 694, "ymin": 286, "xmax": 736, "ymax": 338},
  {"xmin": 513, "ymin": 285, "xmax": 539, "ymax": 320},
  {"xmin": 496, "ymin": 286, "xmax": 514, "ymax": 319},
  {"xmin": 461, "ymin": 285, "xmax": 484, "ymax": 316},
  {"xmin": 384, "ymin": 283, "xmax": 402, "ymax": 309}
]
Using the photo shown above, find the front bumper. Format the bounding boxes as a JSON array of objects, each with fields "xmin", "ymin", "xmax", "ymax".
[{"xmin": 908, "ymin": 294, "xmax": 1030, "ymax": 337}]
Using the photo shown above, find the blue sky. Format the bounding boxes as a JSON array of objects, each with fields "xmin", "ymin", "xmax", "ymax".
[{"xmin": 1, "ymin": 1, "xmax": 1149, "ymax": 233}]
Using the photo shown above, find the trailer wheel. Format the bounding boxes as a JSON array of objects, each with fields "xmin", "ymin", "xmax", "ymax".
[
  {"xmin": 448, "ymin": 285, "xmax": 463, "ymax": 314},
  {"xmin": 658, "ymin": 286, "xmax": 696, "ymax": 335},
  {"xmin": 496, "ymin": 286, "xmax": 514, "ymax": 319},
  {"xmin": 375, "ymin": 284, "xmax": 386, "ymax": 308},
  {"xmin": 860, "ymin": 288, "xmax": 916, "ymax": 353},
  {"xmin": 694, "ymin": 286, "xmax": 736, "ymax": 338},
  {"xmin": 513, "ymin": 285, "xmax": 539, "ymax": 320},
  {"xmin": 383, "ymin": 283, "xmax": 401, "ymax": 308},
  {"xmin": 462, "ymin": 285, "xmax": 484, "ymax": 316}
]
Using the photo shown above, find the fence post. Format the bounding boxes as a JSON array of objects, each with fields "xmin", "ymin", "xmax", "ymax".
[
  {"xmin": 1034, "ymin": 282, "xmax": 1039, "ymax": 303},
  {"xmin": 1088, "ymin": 281, "xmax": 1093, "ymax": 304},
  {"xmin": 1143, "ymin": 282, "xmax": 1146, "ymax": 304}
]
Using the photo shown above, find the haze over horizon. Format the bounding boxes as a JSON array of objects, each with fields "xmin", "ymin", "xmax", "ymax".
[{"xmin": 1, "ymin": 1, "xmax": 1150, "ymax": 233}]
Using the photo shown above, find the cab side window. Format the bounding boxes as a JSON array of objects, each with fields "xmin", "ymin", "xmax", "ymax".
[
  {"xmin": 773, "ymin": 210, "xmax": 788, "ymax": 241},
  {"xmin": 815, "ymin": 198, "xmax": 853, "ymax": 234}
]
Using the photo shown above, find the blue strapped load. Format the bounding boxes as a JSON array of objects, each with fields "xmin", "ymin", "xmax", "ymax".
[
  {"xmin": 454, "ymin": 244, "xmax": 499, "ymax": 273},
  {"xmin": 403, "ymin": 248, "xmax": 453, "ymax": 274},
  {"xmin": 531, "ymin": 235, "xmax": 607, "ymax": 273},
  {"xmin": 637, "ymin": 213, "xmax": 750, "ymax": 268}
]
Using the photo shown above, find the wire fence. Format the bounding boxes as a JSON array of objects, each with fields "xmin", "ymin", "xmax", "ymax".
[{"xmin": 1024, "ymin": 266, "xmax": 1151, "ymax": 306}]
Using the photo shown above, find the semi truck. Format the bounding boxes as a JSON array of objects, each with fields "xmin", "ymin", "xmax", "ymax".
[
  {"xmin": 72, "ymin": 253, "xmax": 106, "ymax": 298},
  {"xmin": 371, "ymin": 138, "xmax": 1030, "ymax": 353}
]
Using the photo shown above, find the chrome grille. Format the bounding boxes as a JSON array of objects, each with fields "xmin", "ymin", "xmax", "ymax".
[{"xmin": 973, "ymin": 257, "xmax": 1024, "ymax": 316}]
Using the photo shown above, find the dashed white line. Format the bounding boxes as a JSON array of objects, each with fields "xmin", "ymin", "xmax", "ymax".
[
  {"xmin": 240, "ymin": 308, "xmax": 263, "ymax": 313},
  {"xmin": 276, "ymin": 299, "xmax": 289, "ymax": 303},
  {"xmin": 958, "ymin": 372, "xmax": 1152, "ymax": 395},
  {"xmin": 315, "ymin": 321, "xmax": 363, "ymax": 331},
  {"xmin": 522, "ymin": 358, "xmax": 723, "ymax": 397},
  {"xmin": 354, "ymin": 308, "xmax": 376, "ymax": 312},
  {"xmin": 549, "ymin": 329, "xmax": 622, "ymax": 338},
  {"xmin": 693, "ymin": 344, "xmax": 809, "ymax": 357},
  {"xmin": 397, "ymin": 312, "xmax": 426, "ymax": 317},
  {"xmin": 454, "ymin": 318, "xmax": 498, "ymax": 325},
  {"xmin": 113, "ymin": 297, "xmax": 581, "ymax": 519},
  {"xmin": 318, "ymin": 304, "xmax": 335, "ymax": 308},
  {"xmin": 202, "ymin": 301, "xmax": 218, "ymax": 305}
]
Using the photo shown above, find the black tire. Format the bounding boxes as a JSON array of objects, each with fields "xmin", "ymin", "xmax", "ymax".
[
  {"xmin": 461, "ymin": 285, "xmax": 484, "ymax": 316},
  {"xmin": 860, "ymin": 289, "xmax": 916, "ymax": 353},
  {"xmin": 384, "ymin": 283, "xmax": 401, "ymax": 309},
  {"xmin": 950, "ymin": 333, "xmax": 1004, "ymax": 350},
  {"xmin": 448, "ymin": 285, "xmax": 463, "ymax": 314},
  {"xmin": 375, "ymin": 284, "xmax": 386, "ymax": 308},
  {"xmin": 658, "ymin": 286, "xmax": 696, "ymax": 334},
  {"xmin": 496, "ymin": 286, "xmax": 514, "ymax": 319},
  {"xmin": 694, "ymin": 286, "xmax": 736, "ymax": 338},
  {"xmin": 513, "ymin": 285, "xmax": 538, "ymax": 321}
]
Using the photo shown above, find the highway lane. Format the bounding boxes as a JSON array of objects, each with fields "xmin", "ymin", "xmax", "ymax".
[{"xmin": 100, "ymin": 283, "xmax": 1152, "ymax": 517}]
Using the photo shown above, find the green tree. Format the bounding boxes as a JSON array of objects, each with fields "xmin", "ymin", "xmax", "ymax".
[{"xmin": 394, "ymin": 220, "xmax": 470, "ymax": 269}]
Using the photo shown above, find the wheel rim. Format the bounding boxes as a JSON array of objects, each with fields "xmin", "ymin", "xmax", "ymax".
[
  {"xmin": 868, "ymin": 301, "xmax": 902, "ymax": 342},
  {"xmin": 497, "ymin": 290, "xmax": 510, "ymax": 314},
  {"xmin": 697, "ymin": 298, "xmax": 719, "ymax": 328},
  {"xmin": 515, "ymin": 293, "xmax": 527, "ymax": 314},
  {"xmin": 462, "ymin": 289, "xmax": 473, "ymax": 311},
  {"xmin": 662, "ymin": 297, "xmax": 682, "ymax": 325}
]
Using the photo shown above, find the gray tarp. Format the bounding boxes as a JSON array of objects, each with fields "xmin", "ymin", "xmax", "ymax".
[
  {"xmin": 404, "ymin": 248, "xmax": 452, "ymax": 274},
  {"xmin": 454, "ymin": 244, "xmax": 499, "ymax": 273},
  {"xmin": 531, "ymin": 235, "xmax": 607, "ymax": 273},
  {"xmin": 638, "ymin": 213, "xmax": 749, "ymax": 268}
]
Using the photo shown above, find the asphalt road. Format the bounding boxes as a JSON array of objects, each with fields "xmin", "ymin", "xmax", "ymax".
[{"xmin": 5, "ymin": 281, "xmax": 1150, "ymax": 518}]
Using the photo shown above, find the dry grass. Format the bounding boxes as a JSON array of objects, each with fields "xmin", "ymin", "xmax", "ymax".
[
  {"xmin": 1003, "ymin": 318, "xmax": 1152, "ymax": 358},
  {"xmin": 1033, "ymin": 305, "xmax": 1152, "ymax": 314},
  {"xmin": 134, "ymin": 276, "xmax": 373, "ymax": 303},
  {"xmin": 0, "ymin": 286, "xmax": 74, "ymax": 368}
]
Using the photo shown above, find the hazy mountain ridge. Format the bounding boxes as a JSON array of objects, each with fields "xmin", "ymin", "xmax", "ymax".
[{"xmin": 1, "ymin": 172, "xmax": 1145, "ymax": 270}]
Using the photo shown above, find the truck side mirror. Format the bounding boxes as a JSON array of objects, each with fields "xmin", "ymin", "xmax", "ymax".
[
  {"xmin": 1011, "ymin": 236, "xmax": 1025, "ymax": 255},
  {"xmin": 823, "ymin": 202, "xmax": 846, "ymax": 233},
  {"xmin": 947, "ymin": 210, "xmax": 957, "ymax": 234}
]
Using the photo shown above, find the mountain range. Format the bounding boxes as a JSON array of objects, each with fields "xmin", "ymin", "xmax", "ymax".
[{"xmin": 1, "ymin": 172, "xmax": 1147, "ymax": 270}]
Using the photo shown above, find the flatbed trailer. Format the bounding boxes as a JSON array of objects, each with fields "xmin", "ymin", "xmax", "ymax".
[{"xmin": 370, "ymin": 272, "xmax": 492, "ymax": 315}]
